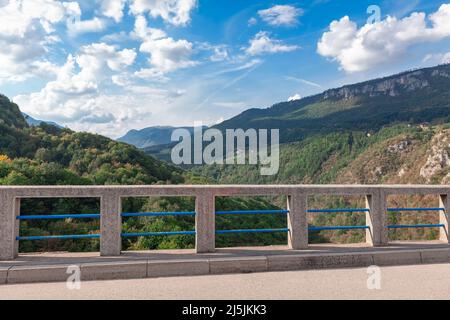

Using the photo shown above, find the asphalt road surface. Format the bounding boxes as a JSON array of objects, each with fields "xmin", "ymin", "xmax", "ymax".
[{"xmin": 1, "ymin": 263, "xmax": 450, "ymax": 300}]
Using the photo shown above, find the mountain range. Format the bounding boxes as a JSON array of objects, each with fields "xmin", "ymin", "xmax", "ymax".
[
  {"xmin": 216, "ymin": 64, "xmax": 450, "ymax": 142},
  {"xmin": 118, "ymin": 126, "xmax": 204, "ymax": 149},
  {"xmin": 186, "ymin": 65, "xmax": 450, "ymax": 185},
  {"xmin": 140, "ymin": 64, "xmax": 450, "ymax": 164}
]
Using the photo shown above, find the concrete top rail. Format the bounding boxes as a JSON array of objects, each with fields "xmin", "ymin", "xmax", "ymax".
[
  {"xmin": 1, "ymin": 184, "xmax": 450, "ymax": 261},
  {"xmin": 1, "ymin": 184, "xmax": 450, "ymax": 197}
]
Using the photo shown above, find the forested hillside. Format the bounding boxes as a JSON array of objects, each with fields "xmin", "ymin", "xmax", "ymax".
[
  {"xmin": 0, "ymin": 94, "xmax": 283, "ymax": 252},
  {"xmin": 191, "ymin": 123, "xmax": 450, "ymax": 243},
  {"xmin": 185, "ymin": 65, "xmax": 450, "ymax": 244},
  {"xmin": 0, "ymin": 96, "xmax": 181, "ymax": 185}
]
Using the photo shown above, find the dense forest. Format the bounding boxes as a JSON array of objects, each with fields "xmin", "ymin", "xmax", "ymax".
[{"xmin": 189, "ymin": 123, "xmax": 447, "ymax": 243}]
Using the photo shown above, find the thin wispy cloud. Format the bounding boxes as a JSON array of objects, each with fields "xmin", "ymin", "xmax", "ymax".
[
  {"xmin": 212, "ymin": 59, "xmax": 263, "ymax": 76},
  {"xmin": 285, "ymin": 76, "xmax": 323, "ymax": 89},
  {"xmin": 195, "ymin": 61, "xmax": 263, "ymax": 111}
]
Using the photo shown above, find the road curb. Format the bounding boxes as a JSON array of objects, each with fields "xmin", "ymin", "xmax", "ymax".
[{"xmin": 2, "ymin": 247, "xmax": 450, "ymax": 284}]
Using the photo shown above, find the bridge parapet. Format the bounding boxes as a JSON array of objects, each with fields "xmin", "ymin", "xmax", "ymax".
[{"xmin": 1, "ymin": 185, "xmax": 449, "ymax": 260}]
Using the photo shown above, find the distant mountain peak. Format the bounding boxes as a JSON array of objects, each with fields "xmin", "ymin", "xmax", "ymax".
[
  {"xmin": 118, "ymin": 125, "xmax": 207, "ymax": 149},
  {"xmin": 22, "ymin": 113, "xmax": 63, "ymax": 129}
]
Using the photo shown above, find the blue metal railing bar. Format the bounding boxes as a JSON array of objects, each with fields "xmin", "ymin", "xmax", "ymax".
[
  {"xmin": 307, "ymin": 208, "xmax": 369, "ymax": 213},
  {"xmin": 17, "ymin": 206, "xmax": 446, "ymax": 242},
  {"xmin": 387, "ymin": 208, "xmax": 445, "ymax": 212},
  {"xmin": 309, "ymin": 225, "xmax": 370, "ymax": 231},
  {"xmin": 122, "ymin": 231, "xmax": 196, "ymax": 237},
  {"xmin": 122, "ymin": 211, "xmax": 196, "ymax": 217},
  {"xmin": 16, "ymin": 234, "xmax": 100, "ymax": 241},
  {"xmin": 17, "ymin": 211, "xmax": 199, "ymax": 220},
  {"xmin": 215, "ymin": 210, "xmax": 289, "ymax": 215},
  {"xmin": 388, "ymin": 224, "xmax": 445, "ymax": 229},
  {"xmin": 17, "ymin": 213, "xmax": 100, "ymax": 220},
  {"xmin": 216, "ymin": 228, "xmax": 289, "ymax": 234}
]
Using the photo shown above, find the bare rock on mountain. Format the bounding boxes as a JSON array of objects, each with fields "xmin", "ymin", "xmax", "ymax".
[
  {"xmin": 322, "ymin": 70, "xmax": 431, "ymax": 100},
  {"xmin": 420, "ymin": 131, "xmax": 450, "ymax": 182},
  {"xmin": 397, "ymin": 167, "xmax": 406, "ymax": 177},
  {"xmin": 432, "ymin": 69, "xmax": 450, "ymax": 78},
  {"xmin": 441, "ymin": 172, "xmax": 450, "ymax": 184},
  {"xmin": 387, "ymin": 140, "xmax": 411, "ymax": 153}
]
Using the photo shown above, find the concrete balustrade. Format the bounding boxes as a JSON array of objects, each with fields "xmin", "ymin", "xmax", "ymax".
[
  {"xmin": 0, "ymin": 190, "xmax": 18, "ymax": 260},
  {"xmin": 439, "ymin": 194, "xmax": 450, "ymax": 243},
  {"xmin": 287, "ymin": 191, "xmax": 308, "ymax": 250},
  {"xmin": 195, "ymin": 190, "xmax": 216, "ymax": 253},
  {"xmin": 100, "ymin": 193, "xmax": 122, "ymax": 256},
  {"xmin": 1, "ymin": 185, "xmax": 450, "ymax": 261},
  {"xmin": 365, "ymin": 190, "xmax": 388, "ymax": 246}
]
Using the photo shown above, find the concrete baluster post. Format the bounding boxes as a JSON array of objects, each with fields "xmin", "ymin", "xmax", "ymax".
[
  {"xmin": 365, "ymin": 189, "xmax": 388, "ymax": 246},
  {"xmin": 195, "ymin": 190, "xmax": 215, "ymax": 253},
  {"xmin": 439, "ymin": 194, "xmax": 450, "ymax": 243},
  {"xmin": 0, "ymin": 191, "xmax": 19, "ymax": 260},
  {"xmin": 287, "ymin": 191, "xmax": 308, "ymax": 250},
  {"xmin": 100, "ymin": 193, "xmax": 122, "ymax": 256}
]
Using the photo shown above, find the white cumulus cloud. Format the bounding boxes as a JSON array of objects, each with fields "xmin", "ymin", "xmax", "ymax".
[
  {"xmin": 67, "ymin": 16, "xmax": 107, "ymax": 36},
  {"xmin": 140, "ymin": 37, "xmax": 196, "ymax": 72},
  {"xmin": 0, "ymin": 0, "xmax": 80, "ymax": 83},
  {"xmin": 288, "ymin": 93, "xmax": 301, "ymax": 102},
  {"xmin": 132, "ymin": 14, "xmax": 167, "ymax": 40},
  {"xmin": 317, "ymin": 4, "xmax": 450, "ymax": 73},
  {"xmin": 132, "ymin": 15, "xmax": 197, "ymax": 77},
  {"xmin": 99, "ymin": 0, "xmax": 127, "ymax": 22},
  {"xmin": 245, "ymin": 31, "xmax": 299, "ymax": 56},
  {"xmin": 258, "ymin": 5, "xmax": 303, "ymax": 27},
  {"xmin": 14, "ymin": 43, "xmax": 137, "ymax": 129},
  {"xmin": 129, "ymin": 0, "xmax": 197, "ymax": 26}
]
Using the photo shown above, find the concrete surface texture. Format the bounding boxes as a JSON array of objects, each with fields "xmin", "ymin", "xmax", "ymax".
[
  {"xmin": 0, "ymin": 243, "xmax": 449, "ymax": 284},
  {"xmin": 1, "ymin": 263, "xmax": 450, "ymax": 300}
]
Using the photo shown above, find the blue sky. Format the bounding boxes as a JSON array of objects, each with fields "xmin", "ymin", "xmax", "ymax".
[{"xmin": 1, "ymin": 0, "xmax": 450, "ymax": 137}]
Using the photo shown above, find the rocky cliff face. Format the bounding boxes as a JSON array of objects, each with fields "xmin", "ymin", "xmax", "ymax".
[
  {"xmin": 420, "ymin": 131, "xmax": 450, "ymax": 183},
  {"xmin": 322, "ymin": 66, "xmax": 450, "ymax": 100},
  {"xmin": 338, "ymin": 127, "xmax": 450, "ymax": 185}
]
